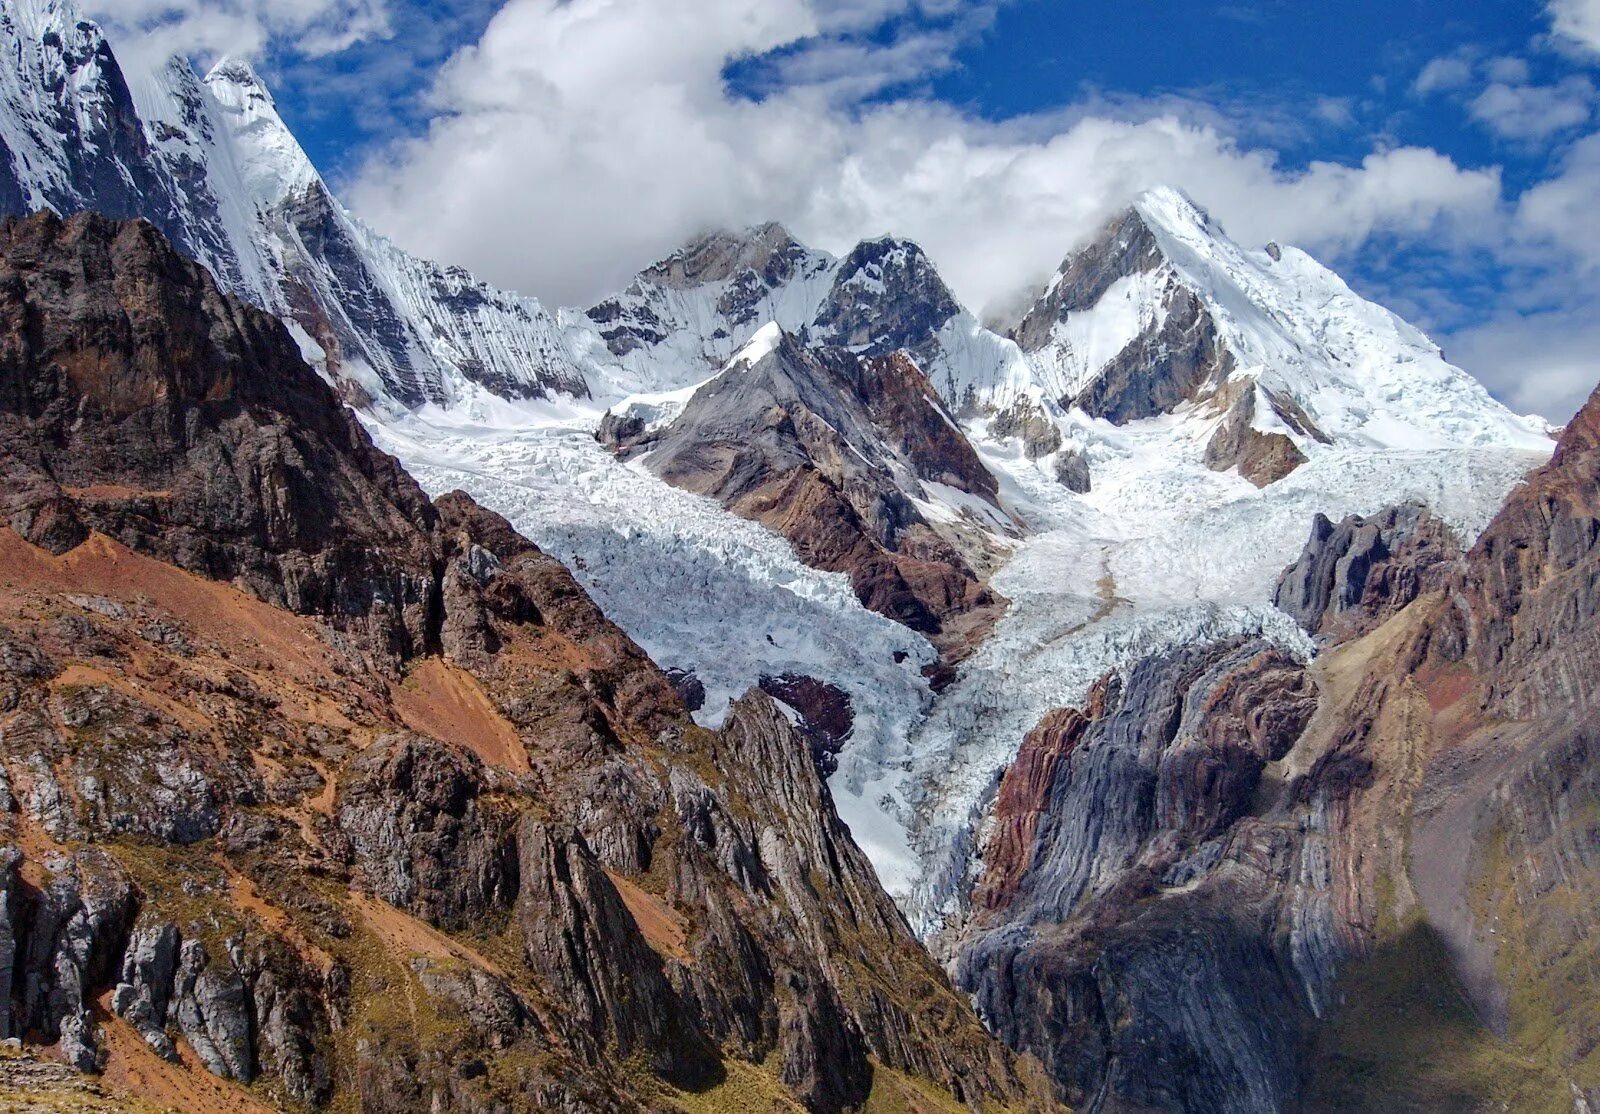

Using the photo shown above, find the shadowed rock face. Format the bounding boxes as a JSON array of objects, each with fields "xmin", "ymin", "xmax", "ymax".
[
  {"xmin": 953, "ymin": 385, "xmax": 1600, "ymax": 1112},
  {"xmin": 0, "ymin": 210, "xmax": 445, "ymax": 666},
  {"xmin": 811, "ymin": 238, "xmax": 964, "ymax": 363},
  {"xmin": 1274, "ymin": 502, "xmax": 1460, "ymax": 642},
  {"xmin": 602, "ymin": 330, "xmax": 1009, "ymax": 663},
  {"xmin": 757, "ymin": 673, "xmax": 855, "ymax": 777},
  {"xmin": 0, "ymin": 212, "xmax": 1043, "ymax": 1114},
  {"xmin": 956, "ymin": 638, "xmax": 1322, "ymax": 1112}
]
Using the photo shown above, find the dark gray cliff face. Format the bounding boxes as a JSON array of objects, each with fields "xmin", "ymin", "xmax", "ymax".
[
  {"xmin": 1274, "ymin": 503, "xmax": 1460, "ymax": 642},
  {"xmin": 1010, "ymin": 206, "xmax": 1237, "ymax": 425},
  {"xmin": 956, "ymin": 638, "xmax": 1346, "ymax": 1113},
  {"xmin": 810, "ymin": 238, "xmax": 964, "ymax": 362}
]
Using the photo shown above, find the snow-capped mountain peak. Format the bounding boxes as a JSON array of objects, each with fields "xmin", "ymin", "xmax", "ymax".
[
  {"xmin": 202, "ymin": 55, "xmax": 321, "ymax": 207},
  {"xmin": 0, "ymin": 9, "xmax": 598, "ymax": 411},
  {"xmin": 992, "ymin": 184, "xmax": 1552, "ymax": 475}
]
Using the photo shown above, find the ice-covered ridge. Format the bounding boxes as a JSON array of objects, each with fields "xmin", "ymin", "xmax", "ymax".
[
  {"xmin": 201, "ymin": 56, "xmax": 321, "ymax": 208},
  {"xmin": 730, "ymin": 320, "xmax": 785, "ymax": 369},
  {"xmin": 1131, "ymin": 186, "xmax": 1551, "ymax": 451}
]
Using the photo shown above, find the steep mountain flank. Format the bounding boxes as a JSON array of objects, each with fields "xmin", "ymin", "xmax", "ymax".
[
  {"xmin": 948, "ymin": 387, "xmax": 1600, "ymax": 1111},
  {"xmin": 0, "ymin": 212, "xmax": 1047, "ymax": 1113},
  {"xmin": 0, "ymin": 0, "xmax": 592, "ymax": 408},
  {"xmin": 601, "ymin": 326, "xmax": 1012, "ymax": 670}
]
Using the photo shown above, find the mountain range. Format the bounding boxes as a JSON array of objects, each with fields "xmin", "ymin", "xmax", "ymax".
[{"xmin": 2, "ymin": 1, "xmax": 1597, "ymax": 1112}]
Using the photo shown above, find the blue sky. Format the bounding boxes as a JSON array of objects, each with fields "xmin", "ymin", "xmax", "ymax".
[
  {"xmin": 275, "ymin": 2, "xmax": 1571, "ymax": 191},
  {"xmin": 103, "ymin": 0, "xmax": 1600, "ymax": 422}
]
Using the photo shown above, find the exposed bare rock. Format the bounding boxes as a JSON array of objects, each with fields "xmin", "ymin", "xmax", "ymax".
[
  {"xmin": 110, "ymin": 920, "xmax": 180, "ymax": 1059},
  {"xmin": 0, "ymin": 210, "xmax": 441, "ymax": 667},
  {"xmin": 1449, "ymin": 382, "xmax": 1600, "ymax": 718},
  {"xmin": 1052, "ymin": 447, "xmax": 1091, "ymax": 493},
  {"xmin": 332, "ymin": 733, "xmax": 519, "ymax": 930},
  {"xmin": 0, "ymin": 212, "xmax": 1040, "ymax": 1113},
  {"xmin": 604, "ymin": 329, "xmax": 1008, "ymax": 657},
  {"xmin": 757, "ymin": 673, "xmax": 854, "ymax": 776},
  {"xmin": 4, "ymin": 850, "xmax": 137, "ymax": 1071},
  {"xmin": 1203, "ymin": 383, "xmax": 1308, "ymax": 486},
  {"xmin": 1274, "ymin": 502, "xmax": 1460, "ymax": 642},
  {"xmin": 989, "ymin": 397, "xmax": 1065, "ymax": 462},
  {"xmin": 958, "ymin": 639, "xmax": 1324, "ymax": 1111},
  {"xmin": 663, "ymin": 667, "xmax": 707, "ymax": 713}
]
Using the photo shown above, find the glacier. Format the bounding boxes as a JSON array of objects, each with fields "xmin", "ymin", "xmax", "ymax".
[{"xmin": 0, "ymin": 0, "xmax": 1557, "ymax": 933}]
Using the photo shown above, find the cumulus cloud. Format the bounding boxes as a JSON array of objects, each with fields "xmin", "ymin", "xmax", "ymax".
[
  {"xmin": 1470, "ymin": 76, "xmax": 1595, "ymax": 140},
  {"xmin": 92, "ymin": 0, "xmax": 392, "ymax": 69},
  {"xmin": 1517, "ymin": 130, "xmax": 1600, "ymax": 269},
  {"xmin": 1550, "ymin": 0, "xmax": 1600, "ymax": 55},
  {"xmin": 348, "ymin": 0, "xmax": 1505, "ymax": 318},
  {"xmin": 1414, "ymin": 53, "xmax": 1475, "ymax": 95},
  {"xmin": 1451, "ymin": 306, "xmax": 1600, "ymax": 425}
]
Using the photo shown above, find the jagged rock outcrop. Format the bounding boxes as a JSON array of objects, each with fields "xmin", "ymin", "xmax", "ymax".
[
  {"xmin": 0, "ymin": 209, "xmax": 442, "ymax": 665},
  {"xmin": 589, "ymin": 222, "xmax": 819, "ymax": 360},
  {"xmin": 1448, "ymin": 383, "xmax": 1600, "ymax": 718},
  {"xmin": 0, "ymin": 211, "xmax": 1043, "ymax": 1112},
  {"xmin": 956, "ymin": 638, "xmax": 1340, "ymax": 1112},
  {"xmin": 1274, "ymin": 502, "xmax": 1460, "ymax": 641}
]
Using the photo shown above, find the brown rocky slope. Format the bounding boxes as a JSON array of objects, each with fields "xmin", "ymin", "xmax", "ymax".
[
  {"xmin": 951, "ymin": 384, "xmax": 1600, "ymax": 1111},
  {"xmin": 0, "ymin": 211, "xmax": 1052, "ymax": 1113}
]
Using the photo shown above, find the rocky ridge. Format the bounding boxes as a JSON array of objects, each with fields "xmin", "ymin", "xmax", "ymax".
[
  {"xmin": 943, "ymin": 384, "xmax": 1600, "ymax": 1110},
  {"xmin": 0, "ymin": 210, "xmax": 1048, "ymax": 1113}
]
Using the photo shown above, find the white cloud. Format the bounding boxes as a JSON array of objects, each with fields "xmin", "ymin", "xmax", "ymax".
[
  {"xmin": 349, "ymin": 0, "xmax": 1506, "ymax": 320},
  {"xmin": 1449, "ymin": 306, "xmax": 1600, "ymax": 425},
  {"xmin": 1415, "ymin": 54, "xmax": 1475, "ymax": 95},
  {"xmin": 90, "ymin": 0, "xmax": 392, "ymax": 69},
  {"xmin": 1486, "ymin": 56, "xmax": 1531, "ymax": 84},
  {"xmin": 1470, "ymin": 76, "xmax": 1595, "ymax": 139},
  {"xmin": 1517, "ymin": 130, "xmax": 1600, "ymax": 269},
  {"xmin": 1550, "ymin": 0, "xmax": 1600, "ymax": 55}
]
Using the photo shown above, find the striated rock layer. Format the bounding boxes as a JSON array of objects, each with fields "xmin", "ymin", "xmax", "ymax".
[
  {"xmin": 0, "ymin": 211, "xmax": 1050, "ymax": 1113},
  {"xmin": 602, "ymin": 328, "xmax": 1013, "ymax": 673},
  {"xmin": 951, "ymin": 388, "xmax": 1600, "ymax": 1110}
]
